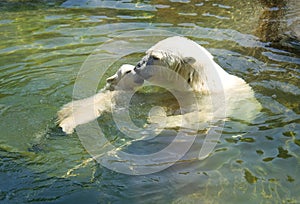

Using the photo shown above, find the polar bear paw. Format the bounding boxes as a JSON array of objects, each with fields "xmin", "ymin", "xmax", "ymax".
[
  {"xmin": 57, "ymin": 102, "xmax": 77, "ymax": 134},
  {"xmin": 58, "ymin": 117, "xmax": 76, "ymax": 134}
]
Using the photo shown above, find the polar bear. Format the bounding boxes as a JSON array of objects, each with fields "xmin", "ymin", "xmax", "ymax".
[
  {"xmin": 133, "ymin": 36, "xmax": 261, "ymax": 123},
  {"xmin": 57, "ymin": 64, "xmax": 143, "ymax": 134},
  {"xmin": 135, "ymin": 36, "xmax": 250, "ymax": 93},
  {"xmin": 57, "ymin": 36, "xmax": 261, "ymax": 134}
]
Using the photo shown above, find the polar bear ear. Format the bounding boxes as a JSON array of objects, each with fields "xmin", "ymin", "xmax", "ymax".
[
  {"xmin": 151, "ymin": 51, "xmax": 164, "ymax": 60},
  {"xmin": 106, "ymin": 74, "xmax": 118, "ymax": 83},
  {"xmin": 183, "ymin": 57, "xmax": 196, "ymax": 65}
]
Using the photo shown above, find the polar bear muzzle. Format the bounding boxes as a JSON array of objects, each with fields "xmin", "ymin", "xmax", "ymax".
[
  {"xmin": 106, "ymin": 64, "xmax": 144, "ymax": 90},
  {"xmin": 134, "ymin": 55, "xmax": 156, "ymax": 80}
]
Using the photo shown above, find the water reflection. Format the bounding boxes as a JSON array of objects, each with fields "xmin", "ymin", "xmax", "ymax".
[
  {"xmin": 256, "ymin": 0, "xmax": 300, "ymax": 52},
  {"xmin": 0, "ymin": 0, "xmax": 65, "ymax": 11},
  {"xmin": 0, "ymin": 0, "xmax": 299, "ymax": 203}
]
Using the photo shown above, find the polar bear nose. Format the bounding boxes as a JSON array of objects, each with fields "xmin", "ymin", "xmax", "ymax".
[
  {"xmin": 134, "ymin": 65, "xmax": 144, "ymax": 76},
  {"xmin": 134, "ymin": 61, "xmax": 143, "ymax": 69}
]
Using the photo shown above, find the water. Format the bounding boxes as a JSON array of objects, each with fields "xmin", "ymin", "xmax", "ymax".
[{"xmin": 0, "ymin": 0, "xmax": 299, "ymax": 203}]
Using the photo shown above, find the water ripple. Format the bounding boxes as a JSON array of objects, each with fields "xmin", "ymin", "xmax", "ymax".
[{"xmin": 0, "ymin": 0, "xmax": 299, "ymax": 203}]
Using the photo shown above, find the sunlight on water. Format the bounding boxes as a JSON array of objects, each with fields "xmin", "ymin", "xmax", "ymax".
[{"xmin": 0, "ymin": 0, "xmax": 299, "ymax": 203}]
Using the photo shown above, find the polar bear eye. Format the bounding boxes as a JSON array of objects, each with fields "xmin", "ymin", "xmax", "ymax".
[
  {"xmin": 136, "ymin": 62, "xmax": 142, "ymax": 68},
  {"xmin": 125, "ymin": 70, "xmax": 131, "ymax": 74}
]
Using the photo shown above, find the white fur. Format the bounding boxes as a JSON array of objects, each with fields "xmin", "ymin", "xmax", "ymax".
[
  {"xmin": 141, "ymin": 36, "xmax": 250, "ymax": 93},
  {"xmin": 57, "ymin": 64, "xmax": 142, "ymax": 134},
  {"xmin": 135, "ymin": 36, "xmax": 261, "ymax": 123},
  {"xmin": 106, "ymin": 64, "xmax": 143, "ymax": 90},
  {"xmin": 57, "ymin": 90, "xmax": 114, "ymax": 134},
  {"xmin": 57, "ymin": 37, "xmax": 261, "ymax": 134}
]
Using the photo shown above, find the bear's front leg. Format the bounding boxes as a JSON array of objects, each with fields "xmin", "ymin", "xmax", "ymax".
[{"xmin": 57, "ymin": 90, "xmax": 114, "ymax": 134}]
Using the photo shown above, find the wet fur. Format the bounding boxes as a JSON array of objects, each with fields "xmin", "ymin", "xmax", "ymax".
[
  {"xmin": 57, "ymin": 64, "xmax": 142, "ymax": 134},
  {"xmin": 134, "ymin": 36, "xmax": 261, "ymax": 123},
  {"xmin": 57, "ymin": 37, "xmax": 261, "ymax": 134}
]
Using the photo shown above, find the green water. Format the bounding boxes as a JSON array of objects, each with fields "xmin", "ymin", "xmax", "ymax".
[{"xmin": 0, "ymin": 0, "xmax": 299, "ymax": 203}]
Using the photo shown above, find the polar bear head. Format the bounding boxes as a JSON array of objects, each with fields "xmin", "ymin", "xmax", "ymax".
[
  {"xmin": 133, "ymin": 36, "xmax": 222, "ymax": 93},
  {"xmin": 134, "ymin": 50, "xmax": 196, "ymax": 79},
  {"xmin": 106, "ymin": 64, "xmax": 144, "ymax": 91},
  {"xmin": 133, "ymin": 49, "xmax": 199, "ymax": 91}
]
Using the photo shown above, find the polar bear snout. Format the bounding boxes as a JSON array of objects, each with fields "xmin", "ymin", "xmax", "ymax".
[
  {"xmin": 134, "ymin": 55, "xmax": 159, "ymax": 80},
  {"xmin": 106, "ymin": 64, "xmax": 144, "ymax": 90}
]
